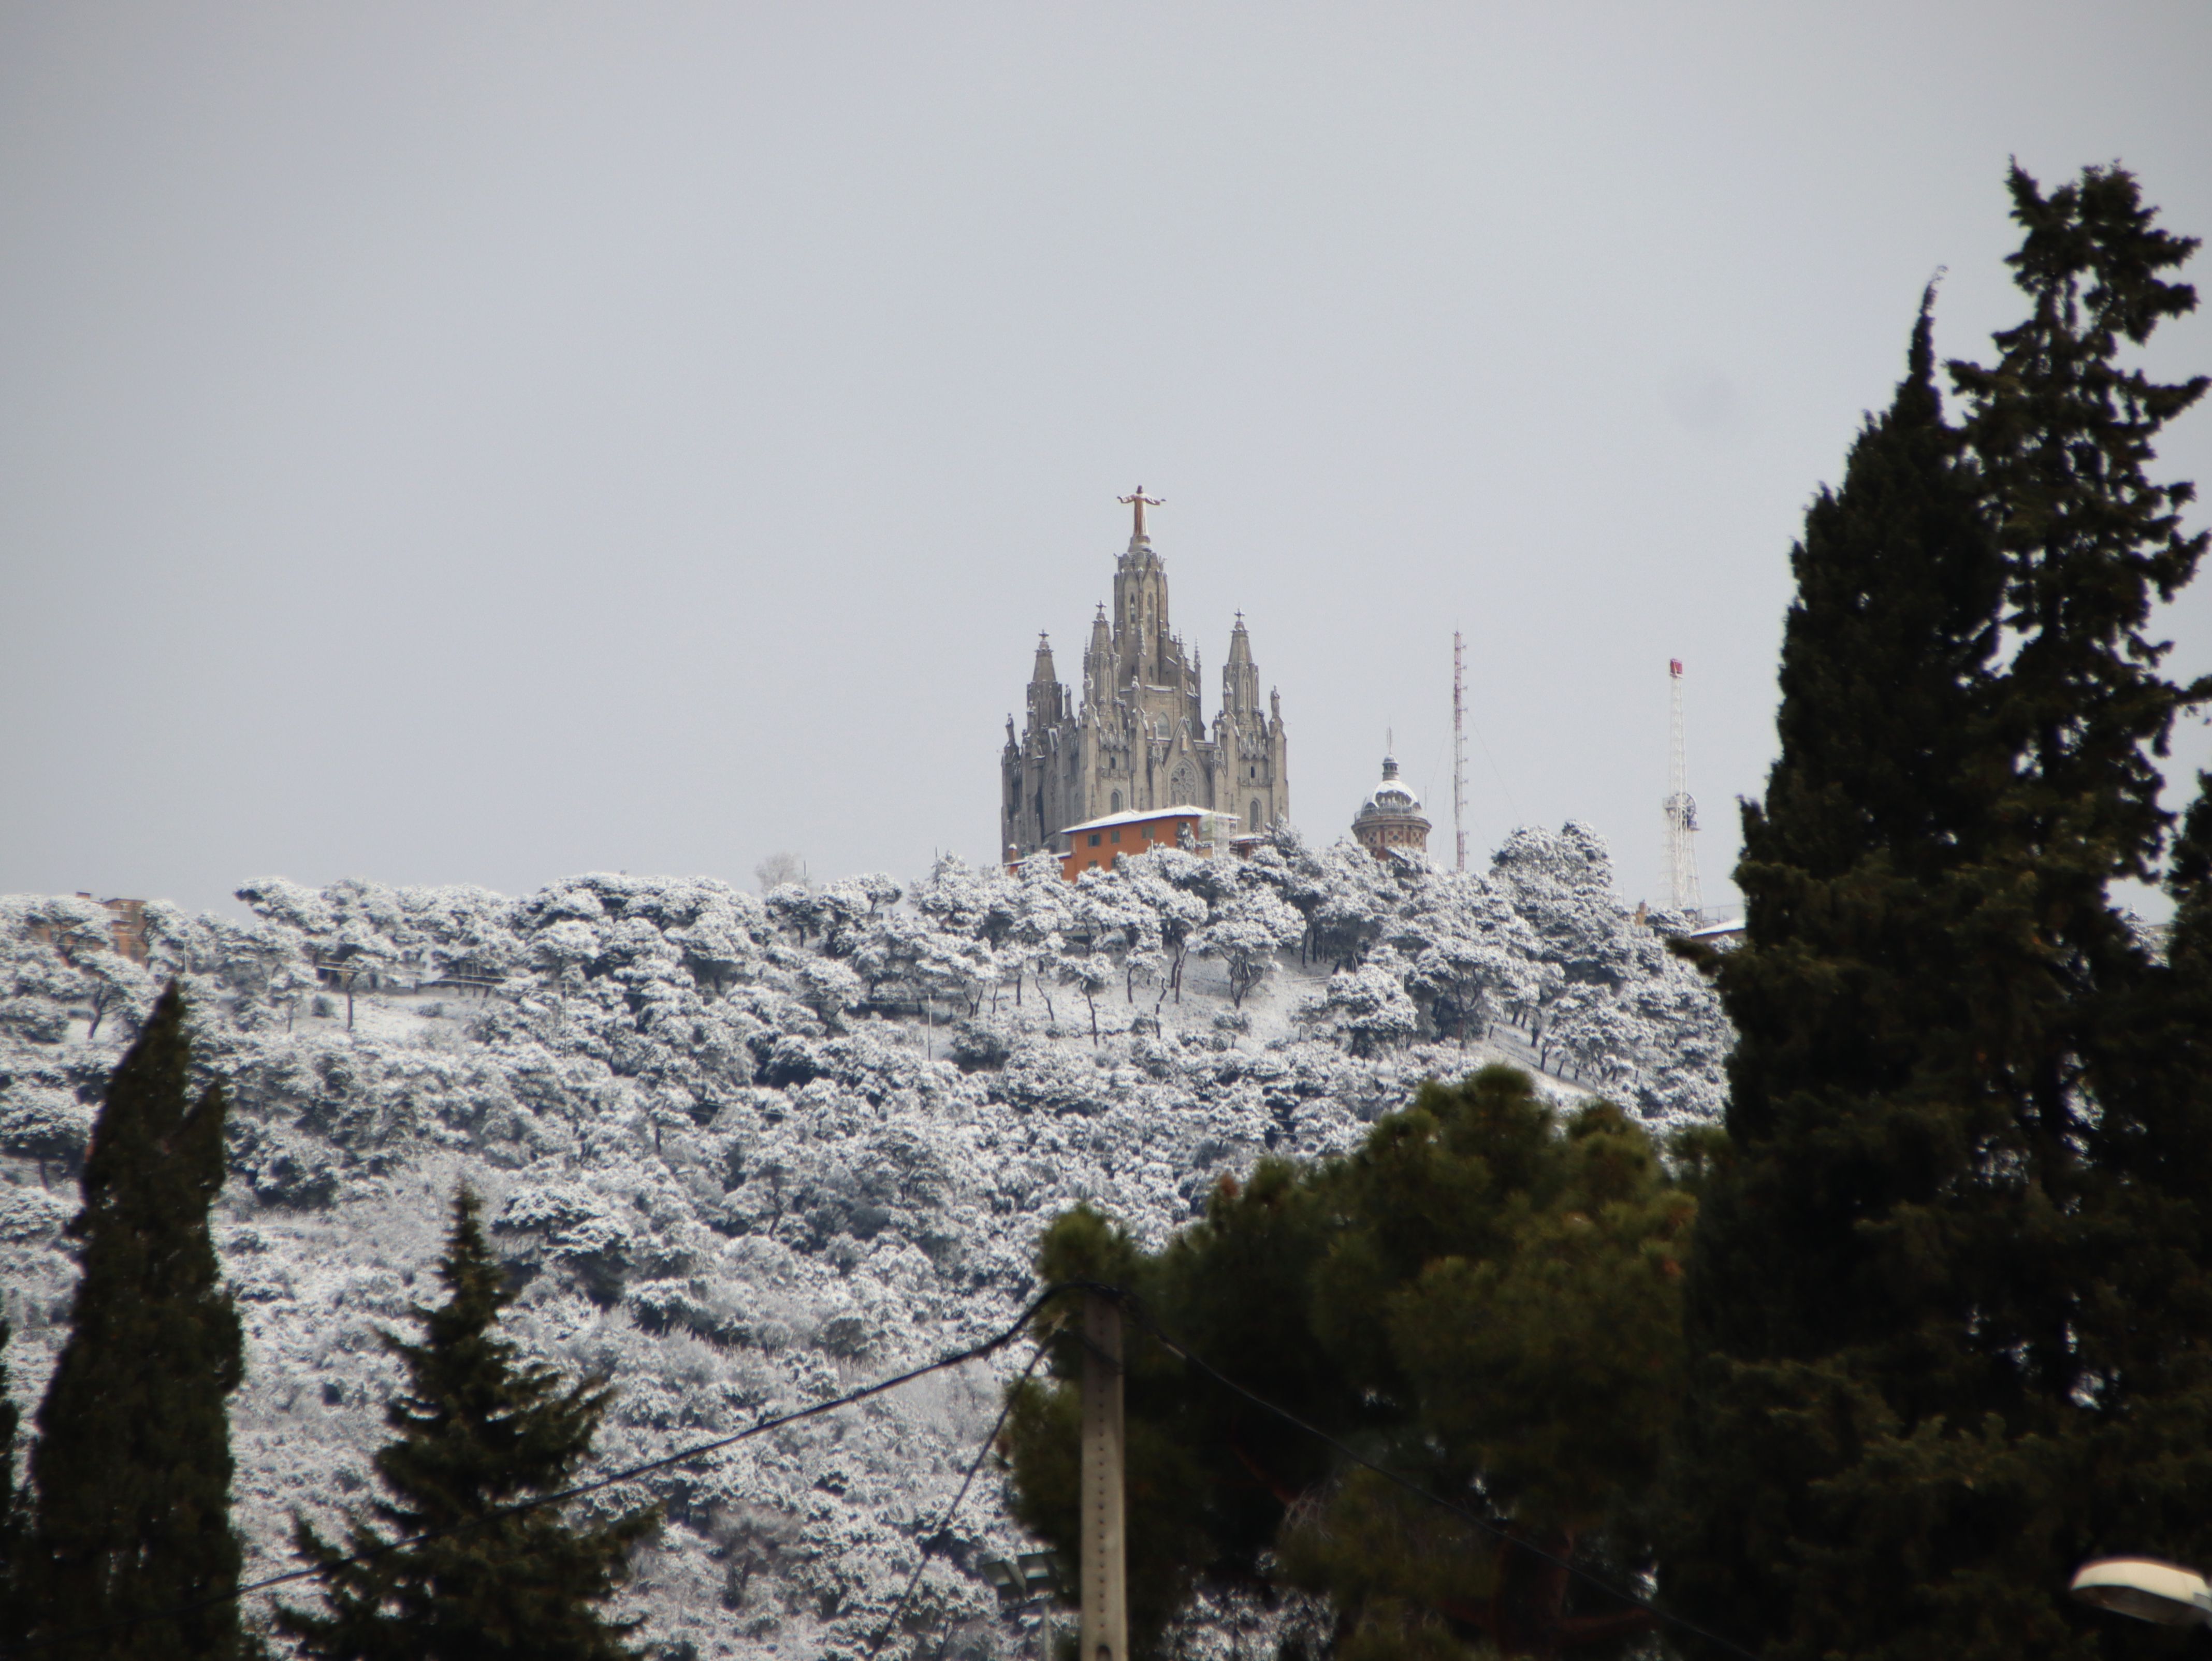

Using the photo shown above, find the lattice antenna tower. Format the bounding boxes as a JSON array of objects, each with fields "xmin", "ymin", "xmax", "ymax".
[
  {"xmin": 1663, "ymin": 658, "xmax": 1706, "ymax": 923},
  {"xmin": 1452, "ymin": 631, "xmax": 1469, "ymax": 873}
]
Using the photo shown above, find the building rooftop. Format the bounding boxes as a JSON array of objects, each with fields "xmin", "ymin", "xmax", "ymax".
[
  {"xmin": 1056, "ymin": 804, "xmax": 1226, "ymax": 837},
  {"xmin": 1355, "ymin": 754, "xmax": 1424, "ymax": 818}
]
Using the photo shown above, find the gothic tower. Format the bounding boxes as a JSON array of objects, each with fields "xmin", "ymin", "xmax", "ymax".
[{"xmin": 1001, "ymin": 494, "xmax": 1290, "ymax": 859}]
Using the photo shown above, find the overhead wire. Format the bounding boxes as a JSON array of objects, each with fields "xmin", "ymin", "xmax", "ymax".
[
  {"xmin": 5, "ymin": 1282, "xmax": 1080, "ymax": 1658},
  {"xmin": 859, "ymin": 1340, "xmax": 1047, "ymax": 1661},
  {"xmin": 879, "ymin": 1280, "xmax": 1770, "ymax": 1661},
  {"xmin": 13, "ymin": 1272, "xmax": 1772, "ymax": 1661}
]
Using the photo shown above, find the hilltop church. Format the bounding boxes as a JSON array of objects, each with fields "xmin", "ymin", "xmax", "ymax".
[{"xmin": 1001, "ymin": 492, "xmax": 1289, "ymax": 860}]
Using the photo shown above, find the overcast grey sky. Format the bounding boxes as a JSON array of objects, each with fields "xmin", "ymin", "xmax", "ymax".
[{"xmin": 4, "ymin": 2, "xmax": 2208, "ymax": 918}]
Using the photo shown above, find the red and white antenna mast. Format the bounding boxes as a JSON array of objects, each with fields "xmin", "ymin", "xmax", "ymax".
[
  {"xmin": 1663, "ymin": 658, "xmax": 1705, "ymax": 923},
  {"xmin": 1452, "ymin": 631, "xmax": 1469, "ymax": 873}
]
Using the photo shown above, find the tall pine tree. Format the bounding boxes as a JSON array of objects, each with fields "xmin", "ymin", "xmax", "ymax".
[
  {"xmin": 1005, "ymin": 1066, "xmax": 1693, "ymax": 1660},
  {"xmin": 278, "ymin": 1188, "xmax": 657, "ymax": 1661},
  {"xmin": 2126, "ymin": 771, "xmax": 2212, "ymax": 1175},
  {"xmin": 1667, "ymin": 166, "xmax": 2209, "ymax": 1661},
  {"xmin": 24, "ymin": 983, "xmax": 246, "ymax": 1661},
  {"xmin": 1957, "ymin": 163, "xmax": 2209, "ymax": 895}
]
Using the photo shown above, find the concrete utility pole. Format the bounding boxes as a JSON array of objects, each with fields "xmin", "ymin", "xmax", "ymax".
[{"xmin": 1078, "ymin": 1292, "xmax": 1128, "ymax": 1661}]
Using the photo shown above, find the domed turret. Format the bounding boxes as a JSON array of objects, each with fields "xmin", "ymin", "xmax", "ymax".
[{"xmin": 1353, "ymin": 752, "xmax": 1431, "ymax": 859}]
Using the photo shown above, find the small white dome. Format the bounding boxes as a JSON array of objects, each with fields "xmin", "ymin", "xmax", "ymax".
[{"xmin": 1356, "ymin": 754, "xmax": 1424, "ymax": 818}]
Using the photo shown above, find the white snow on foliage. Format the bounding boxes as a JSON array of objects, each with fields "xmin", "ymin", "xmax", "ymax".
[{"xmin": 0, "ymin": 826, "xmax": 1727, "ymax": 1660}]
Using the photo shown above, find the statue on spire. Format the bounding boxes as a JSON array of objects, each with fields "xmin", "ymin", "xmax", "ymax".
[{"xmin": 1118, "ymin": 486, "xmax": 1164, "ymax": 540}]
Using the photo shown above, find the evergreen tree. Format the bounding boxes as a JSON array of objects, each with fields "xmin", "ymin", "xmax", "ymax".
[
  {"xmin": 0, "ymin": 1320, "xmax": 24, "ymax": 1651},
  {"xmin": 2133, "ymin": 771, "xmax": 2212, "ymax": 1139},
  {"xmin": 1004, "ymin": 1064, "xmax": 1692, "ymax": 1659},
  {"xmin": 1957, "ymin": 164, "xmax": 2209, "ymax": 892},
  {"xmin": 278, "ymin": 1188, "xmax": 657, "ymax": 1661},
  {"xmin": 22, "ymin": 983, "xmax": 246, "ymax": 1661},
  {"xmin": 1664, "ymin": 286, "xmax": 2014, "ymax": 1657},
  {"xmin": 1665, "ymin": 166, "xmax": 2209, "ymax": 1661}
]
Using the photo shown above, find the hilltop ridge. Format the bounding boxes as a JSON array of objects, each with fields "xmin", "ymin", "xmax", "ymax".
[{"xmin": 0, "ymin": 825, "xmax": 1727, "ymax": 1659}]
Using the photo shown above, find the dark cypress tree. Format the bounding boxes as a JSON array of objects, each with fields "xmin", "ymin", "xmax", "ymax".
[
  {"xmin": 278, "ymin": 1188, "xmax": 657, "ymax": 1661},
  {"xmin": 1, "ymin": 1320, "xmax": 24, "ymax": 1651},
  {"xmin": 23, "ymin": 983, "xmax": 246, "ymax": 1661},
  {"xmin": 1664, "ymin": 287, "xmax": 2015, "ymax": 1659},
  {"xmin": 1666, "ymin": 166, "xmax": 2209, "ymax": 1661}
]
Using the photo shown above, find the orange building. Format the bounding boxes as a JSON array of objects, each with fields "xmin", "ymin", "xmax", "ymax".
[
  {"xmin": 1055, "ymin": 806, "xmax": 1209, "ymax": 879},
  {"xmin": 29, "ymin": 894, "xmax": 151, "ymax": 964}
]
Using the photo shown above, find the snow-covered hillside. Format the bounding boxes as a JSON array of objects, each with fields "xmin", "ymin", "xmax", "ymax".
[{"xmin": 0, "ymin": 826, "xmax": 1728, "ymax": 1659}]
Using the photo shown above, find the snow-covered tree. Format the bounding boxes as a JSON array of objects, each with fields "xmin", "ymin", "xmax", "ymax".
[
  {"xmin": 1296, "ymin": 953, "xmax": 1420, "ymax": 1057},
  {"xmin": 753, "ymin": 852, "xmax": 807, "ymax": 891},
  {"xmin": 0, "ymin": 826, "xmax": 1730, "ymax": 1659},
  {"xmin": 0, "ymin": 1086, "xmax": 93, "ymax": 1181},
  {"xmin": 1195, "ymin": 886, "xmax": 1303, "ymax": 1009}
]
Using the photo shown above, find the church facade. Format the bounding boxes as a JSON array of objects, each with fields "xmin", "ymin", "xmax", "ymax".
[{"xmin": 1001, "ymin": 493, "xmax": 1289, "ymax": 860}]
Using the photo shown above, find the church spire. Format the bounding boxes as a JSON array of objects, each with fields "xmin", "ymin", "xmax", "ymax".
[
  {"xmin": 1026, "ymin": 630, "xmax": 1067, "ymax": 729},
  {"xmin": 1222, "ymin": 609, "xmax": 1261, "ymax": 718},
  {"xmin": 1002, "ymin": 493, "xmax": 1290, "ymax": 862},
  {"xmin": 1085, "ymin": 604, "xmax": 1114, "ymax": 709}
]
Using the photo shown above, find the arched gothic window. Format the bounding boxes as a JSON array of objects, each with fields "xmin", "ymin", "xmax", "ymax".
[
  {"xmin": 1111, "ymin": 790, "xmax": 1123, "ymax": 814},
  {"xmin": 1249, "ymin": 800, "xmax": 1261, "ymax": 830}
]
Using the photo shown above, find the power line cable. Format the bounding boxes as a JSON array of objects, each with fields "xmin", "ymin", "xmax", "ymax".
[
  {"xmin": 17, "ymin": 1270, "xmax": 1775, "ymax": 1661},
  {"xmin": 882, "ymin": 1280, "xmax": 1767, "ymax": 1661},
  {"xmin": 860, "ymin": 1340, "xmax": 1047, "ymax": 1661},
  {"xmin": 1472, "ymin": 718, "xmax": 1519, "ymax": 826},
  {"xmin": 7, "ymin": 1283, "xmax": 1082, "ymax": 1657}
]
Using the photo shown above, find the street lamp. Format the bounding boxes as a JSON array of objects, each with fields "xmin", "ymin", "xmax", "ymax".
[{"xmin": 2070, "ymin": 1558, "xmax": 2212, "ymax": 1627}]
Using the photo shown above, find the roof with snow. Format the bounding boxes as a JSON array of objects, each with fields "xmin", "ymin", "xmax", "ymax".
[
  {"xmin": 1355, "ymin": 754, "xmax": 1425, "ymax": 818},
  {"xmin": 1057, "ymin": 804, "xmax": 1229, "ymax": 837}
]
